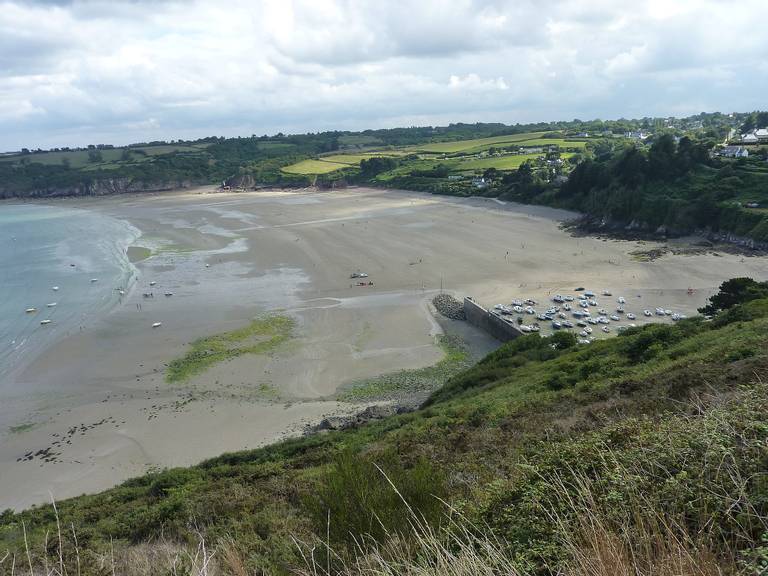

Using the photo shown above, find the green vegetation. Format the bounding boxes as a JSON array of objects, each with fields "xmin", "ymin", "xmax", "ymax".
[
  {"xmin": 165, "ymin": 315, "xmax": 294, "ymax": 383},
  {"xmin": 280, "ymin": 158, "xmax": 351, "ymax": 175},
  {"xmin": 126, "ymin": 246, "xmax": 152, "ymax": 262},
  {"xmin": 336, "ymin": 334, "xmax": 471, "ymax": 402},
  {"xmin": 2, "ymin": 280, "xmax": 768, "ymax": 574}
]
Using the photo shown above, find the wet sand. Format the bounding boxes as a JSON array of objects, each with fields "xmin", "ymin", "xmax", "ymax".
[{"xmin": 1, "ymin": 186, "xmax": 766, "ymax": 510}]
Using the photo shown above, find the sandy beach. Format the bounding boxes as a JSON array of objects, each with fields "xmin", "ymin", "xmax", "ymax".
[{"xmin": 1, "ymin": 186, "xmax": 766, "ymax": 510}]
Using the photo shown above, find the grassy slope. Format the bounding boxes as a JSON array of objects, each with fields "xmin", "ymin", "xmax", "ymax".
[{"xmin": 2, "ymin": 297, "xmax": 767, "ymax": 573}]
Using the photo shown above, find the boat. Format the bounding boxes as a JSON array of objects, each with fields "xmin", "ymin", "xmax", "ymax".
[
  {"xmin": 575, "ymin": 287, "xmax": 585, "ymax": 292},
  {"xmin": 164, "ymin": 292, "xmax": 173, "ymax": 297},
  {"xmin": 530, "ymin": 324, "xmax": 540, "ymax": 332},
  {"xmin": 350, "ymin": 272, "xmax": 369, "ymax": 279},
  {"xmin": 563, "ymin": 303, "xmax": 572, "ymax": 311},
  {"xmin": 644, "ymin": 310, "xmax": 652, "ymax": 317},
  {"xmin": 602, "ymin": 326, "xmax": 610, "ymax": 333},
  {"xmin": 584, "ymin": 326, "xmax": 593, "ymax": 334},
  {"xmin": 52, "ymin": 286, "xmax": 59, "ymax": 291},
  {"xmin": 551, "ymin": 321, "xmax": 562, "ymax": 330},
  {"xmin": 598, "ymin": 308, "xmax": 608, "ymax": 315},
  {"xmin": 617, "ymin": 296, "xmax": 626, "ymax": 304},
  {"xmin": 152, "ymin": 322, "xmax": 162, "ymax": 328},
  {"xmin": 525, "ymin": 307, "xmax": 535, "ymax": 314},
  {"xmin": 655, "ymin": 308, "xmax": 666, "ymax": 316},
  {"xmin": 552, "ymin": 295, "xmax": 564, "ymax": 303},
  {"xmin": 149, "ymin": 281, "xmax": 157, "ymax": 286},
  {"xmin": 585, "ymin": 291, "xmax": 595, "ymax": 297},
  {"xmin": 118, "ymin": 290, "xmax": 125, "ymax": 295},
  {"xmin": 511, "ymin": 299, "xmax": 523, "ymax": 306},
  {"xmin": 40, "ymin": 319, "xmax": 51, "ymax": 325},
  {"xmin": 513, "ymin": 306, "xmax": 523, "ymax": 313},
  {"xmin": 602, "ymin": 290, "xmax": 612, "ymax": 296},
  {"xmin": 579, "ymin": 330, "xmax": 588, "ymax": 337},
  {"xmin": 537, "ymin": 313, "xmax": 549, "ymax": 321},
  {"xmin": 562, "ymin": 320, "xmax": 573, "ymax": 328},
  {"xmin": 577, "ymin": 321, "xmax": 587, "ymax": 327},
  {"xmin": 616, "ymin": 307, "xmax": 624, "ymax": 313},
  {"xmin": 588, "ymin": 318, "xmax": 599, "ymax": 325},
  {"xmin": 563, "ymin": 295, "xmax": 574, "ymax": 302},
  {"xmin": 626, "ymin": 313, "xmax": 636, "ymax": 320},
  {"xmin": 90, "ymin": 278, "xmax": 99, "ymax": 283},
  {"xmin": 25, "ymin": 308, "xmax": 36, "ymax": 313},
  {"xmin": 520, "ymin": 325, "xmax": 532, "ymax": 333},
  {"xmin": 598, "ymin": 317, "xmax": 610, "ymax": 324},
  {"xmin": 664, "ymin": 309, "xmax": 672, "ymax": 316},
  {"xmin": 610, "ymin": 315, "xmax": 620, "ymax": 321},
  {"xmin": 588, "ymin": 299, "xmax": 598, "ymax": 306},
  {"xmin": 47, "ymin": 303, "xmax": 57, "ymax": 308}
]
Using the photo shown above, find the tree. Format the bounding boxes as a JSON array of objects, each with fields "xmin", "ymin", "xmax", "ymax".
[
  {"xmin": 757, "ymin": 111, "xmax": 768, "ymax": 129},
  {"xmin": 699, "ymin": 277, "xmax": 768, "ymax": 314},
  {"xmin": 88, "ymin": 150, "xmax": 103, "ymax": 163}
]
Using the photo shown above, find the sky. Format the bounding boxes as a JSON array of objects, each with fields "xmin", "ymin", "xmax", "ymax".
[{"xmin": 1, "ymin": 0, "xmax": 767, "ymax": 151}]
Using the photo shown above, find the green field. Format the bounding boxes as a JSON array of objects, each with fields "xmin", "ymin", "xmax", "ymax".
[
  {"xmin": 457, "ymin": 152, "xmax": 576, "ymax": 171},
  {"xmin": 338, "ymin": 134, "xmax": 384, "ymax": 147},
  {"xmin": 281, "ymin": 159, "xmax": 350, "ymax": 174},
  {"xmin": 514, "ymin": 138, "xmax": 587, "ymax": 149},
  {"xmin": 0, "ymin": 143, "xmax": 210, "ymax": 168},
  {"xmin": 319, "ymin": 152, "xmax": 404, "ymax": 165},
  {"xmin": 411, "ymin": 132, "xmax": 550, "ymax": 153}
]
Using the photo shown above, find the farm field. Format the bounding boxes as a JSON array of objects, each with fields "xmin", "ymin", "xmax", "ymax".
[
  {"xmin": 0, "ymin": 143, "xmax": 210, "ymax": 168},
  {"xmin": 410, "ymin": 132, "xmax": 550, "ymax": 153},
  {"xmin": 457, "ymin": 152, "xmax": 576, "ymax": 171},
  {"xmin": 280, "ymin": 159, "xmax": 350, "ymax": 174}
]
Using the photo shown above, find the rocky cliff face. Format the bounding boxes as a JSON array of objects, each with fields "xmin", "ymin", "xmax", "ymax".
[{"xmin": 0, "ymin": 178, "xmax": 197, "ymax": 199}]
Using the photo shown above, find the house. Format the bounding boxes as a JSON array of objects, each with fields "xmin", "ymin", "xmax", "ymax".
[
  {"xmin": 625, "ymin": 130, "xmax": 649, "ymax": 140},
  {"xmin": 755, "ymin": 128, "xmax": 768, "ymax": 141},
  {"xmin": 447, "ymin": 175, "xmax": 463, "ymax": 181},
  {"xmin": 742, "ymin": 133, "xmax": 759, "ymax": 144},
  {"xmin": 719, "ymin": 146, "xmax": 749, "ymax": 158},
  {"xmin": 471, "ymin": 177, "xmax": 488, "ymax": 189}
]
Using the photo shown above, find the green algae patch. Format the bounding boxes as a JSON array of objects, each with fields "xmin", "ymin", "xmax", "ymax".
[
  {"xmin": 166, "ymin": 315, "xmax": 294, "ymax": 383},
  {"xmin": 336, "ymin": 334, "xmax": 471, "ymax": 402},
  {"xmin": 127, "ymin": 246, "xmax": 152, "ymax": 262}
]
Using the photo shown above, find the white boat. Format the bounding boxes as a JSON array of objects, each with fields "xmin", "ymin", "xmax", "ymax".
[
  {"xmin": 552, "ymin": 295, "xmax": 564, "ymax": 303},
  {"xmin": 525, "ymin": 307, "xmax": 535, "ymax": 315},
  {"xmin": 598, "ymin": 308, "xmax": 608, "ymax": 315},
  {"xmin": 152, "ymin": 322, "xmax": 162, "ymax": 328},
  {"xmin": 513, "ymin": 306, "xmax": 523, "ymax": 313},
  {"xmin": 562, "ymin": 320, "xmax": 573, "ymax": 328},
  {"xmin": 584, "ymin": 326, "xmax": 593, "ymax": 334},
  {"xmin": 164, "ymin": 292, "xmax": 173, "ymax": 297},
  {"xmin": 530, "ymin": 325, "xmax": 540, "ymax": 332},
  {"xmin": 602, "ymin": 290, "xmax": 612, "ymax": 296},
  {"xmin": 626, "ymin": 313, "xmax": 636, "ymax": 320},
  {"xmin": 563, "ymin": 303, "xmax": 572, "ymax": 311},
  {"xmin": 40, "ymin": 319, "xmax": 51, "ymax": 325},
  {"xmin": 90, "ymin": 278, "xmax": 99, "ymax": 283},
  {"xmin": 149, "ymin": 281, "xmax": 157, "ymax": 286},
  {"xmin": 564, "ymin": 295, "xmax": 574, "ymax": 302},
  {"xmin": 520, "ymin": 325, "xmax": 531, "ymax": 333},
  {"xmin": 585, "ymin": 291, "xmax": 595, "ymax": 297},
  {"xmin": 588, "ymin": 299, "xmax": 598, "ymax": 306},
  {"xmin": 610, "ymin": 315, "xmax": 620, "ymax": 321},
  {"xmin": 616, "ymin": 307, "xmax": 624, "ymax": 313},
  {"xmin": 655, "ymin": 308, "xmax": 666, "ymax": 316},
  {"xmin": 588, "ymin": 318, "xmax": 599, "ymax": 325},
  {"xmin": 579, "ymin": 330, "xmax": 588, "ymax": 337},
  {"xmin": 552, "ymin": 321, "xmax": 562, "ymax": 329},
  {"xmin": 664, "ymin": 310, "xmax": 672, "ymax": 316},
  {"xmin": 118, "ymin": 290, "xmax": 125, "ymax": 295},
  {"xmin": 52, "ymin": 286, "xmax": 59, "ymax": 291},
  {"xmin": 47, "ymin": 302, "xmax": 57, "ymax": 307},
  {"xmin": 598, "ymin": 317, "xmax": 610, "ymax": 324},
  {"xmin": 511, "ymin": 299, "xmax": 523, "ymax": 306},
  {"xmin": 618, "ymin": 296, "xmax": 626, "ymax": 304},
  {"xmin": 602, "ymin": 326, "xmax": 610, "ymax": 333},
  {"xmin": 644, "ymin": 310, "xmax": 652, "ymax": 317},
  {"xmin": 25, "ymin": 307, "xmax": 36, "ymax": 313}
]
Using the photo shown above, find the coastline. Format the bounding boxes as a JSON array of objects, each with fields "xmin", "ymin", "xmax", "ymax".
[{"xmin": 1, "ymin": 185, "xmax": 766, "ymax": 510}]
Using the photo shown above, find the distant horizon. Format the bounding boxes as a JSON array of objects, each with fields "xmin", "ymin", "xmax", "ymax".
[
  {"xmin": 0, "ymin": 108, "xmax": 751, "ymax": 155},
  {"xmin": 2, "ymin": 1, "xmax": 767, "ymax": 151}
]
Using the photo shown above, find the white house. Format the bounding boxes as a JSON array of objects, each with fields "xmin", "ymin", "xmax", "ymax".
[
  {"xmin": 742, "ymin": 133, "xmax": 759, "ymax": 144},
  {"xmin": 755, "ymin": 128, "xmax": 768, "ymax": 141},
  {"xmin": 719, "ymin": 146, "xmax": 749, "ymax": 158}
]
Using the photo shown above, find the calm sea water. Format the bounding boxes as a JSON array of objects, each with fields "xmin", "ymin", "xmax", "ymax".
[{"xmin": 0, "ymin": 204, "xmax": 139, "ymax": 384}]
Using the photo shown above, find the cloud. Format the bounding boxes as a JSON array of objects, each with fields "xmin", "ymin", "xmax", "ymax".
[{"xmin": 0, "ymin": 0, "xmax": 767, "ymax": 149}]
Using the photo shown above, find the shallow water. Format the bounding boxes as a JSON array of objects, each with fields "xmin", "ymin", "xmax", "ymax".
[{"xmin": 0, "ymin": 204, "xmax": 139, "ymax": 386}]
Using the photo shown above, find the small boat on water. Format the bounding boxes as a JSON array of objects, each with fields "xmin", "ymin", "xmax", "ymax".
[
  {"xmin": 584, "ymin": 326, "xmax": 593, "ymax": 334},
  {"xmin": 90, "ymin": 278, "xmax": 98, "ymax": 283},
  {"xmin": 25, "ymin": 307, "xmax": 37, "ymax": 313},
  {"xmin": 40, "ymin": 319, "xmax": 51, "ymax": 325},
  {"xmin": 564, "ymin": 295, "xmax": 574, "ymax": 302},
  {"xmin": 563, "ymin": 303, "xmax": 572, "ymax": 311},
  {"xmin": 152, "ymin": 322, "xmax": 162, "ymax": 328},
  {"xmin": 47, "ymin": 303, "xmax": 57, "ymax": 308},
  {"xmin": 618, "ymin": 296, "xmax": 626, "ymax": 304},
  {"xmin": 149, "ymin": 281, "xmax": 157, "ymax": 286},
  {"xmin": 626, "ymin": 313, "xmax": 636, "ymax": 320},
  {"xmin": 610, "ymin": 315, "xmax": 620, "ymax": 321},
  {"xmin": 644, "ymin": 310, "xmax": 653, "ymax": 317},
  {"xmin": 562, "ymin": 320, "xmax": 573, "ymax": 328},
  {"xmin": 602, "ymin": 326, "xmax": 610, "ymax": 333},
  {"xmin": 602, "ymin": 290, "xmax": 612, "ymax": 296},
  {"xmin": 164, "ymin": 292, "xmax": 173, "ymax": 297},
  {"xmin": 52, "ymin": 286, "xmax": 59, "ymax": 291}
]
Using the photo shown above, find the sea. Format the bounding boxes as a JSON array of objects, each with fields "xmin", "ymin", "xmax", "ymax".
[{"xmin": 0, "ymin": 204, "xmax": 139, "ymax": 385}]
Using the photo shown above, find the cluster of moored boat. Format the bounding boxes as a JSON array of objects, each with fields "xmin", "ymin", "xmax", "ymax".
[{"xmin": 493, "ymin": 288, "xmax": 687, "ymax": 343}]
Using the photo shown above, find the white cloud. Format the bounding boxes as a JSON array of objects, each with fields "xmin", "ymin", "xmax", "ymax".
[{"xmin": 0, "ymin": 0, "xmax": 767, "ymax": 149}]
